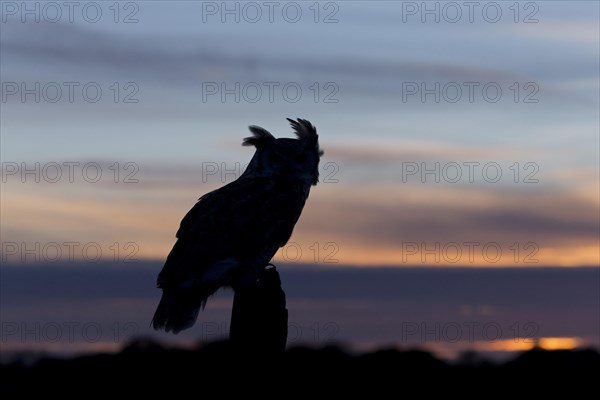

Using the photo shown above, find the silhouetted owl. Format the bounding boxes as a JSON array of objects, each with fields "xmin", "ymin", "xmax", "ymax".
[{"xmin": 152, "ymin": 118, "xmax": 323, "ymax": 333}]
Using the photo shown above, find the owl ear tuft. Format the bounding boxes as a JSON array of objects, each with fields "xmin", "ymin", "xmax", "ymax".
[
  {"xmin": 287, "ymin": 118, "xmax": 318, "ymax": 142},
  {"xmin": 288, "ymin": 118, "xmax": 322, "ymax": 157},
  {"xmin": 243, "ymin": 126, "xmax": 275, "ymax": 147}
]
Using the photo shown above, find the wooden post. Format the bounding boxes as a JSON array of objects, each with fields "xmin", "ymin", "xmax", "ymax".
[{"xmin": 229, "ymin": 264, "xmax": 288, "ymax": 354}]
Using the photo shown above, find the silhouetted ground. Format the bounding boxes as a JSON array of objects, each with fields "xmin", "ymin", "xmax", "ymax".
[{"xmin": 2, "ymin": 339, "xmax": 599, "ymax": 393}]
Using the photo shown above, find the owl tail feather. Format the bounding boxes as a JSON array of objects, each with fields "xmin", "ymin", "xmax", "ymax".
[{"xmin": 151, "ymin": 290, "xmax": 206, "ymax": 334}]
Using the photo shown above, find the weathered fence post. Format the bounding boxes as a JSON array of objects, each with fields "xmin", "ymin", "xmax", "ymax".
[{"xmin": 229, "ymin": 264, "xmax": 288, "ymax": 354}]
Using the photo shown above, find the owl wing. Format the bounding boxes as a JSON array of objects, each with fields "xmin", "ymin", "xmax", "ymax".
[
  {"xmin": 267, "ymin": 182, "xmax": 310, "ymax": 248},
  {"xmin": 156, "ymin": 178, "xmax": 308, "ymax": 291}
]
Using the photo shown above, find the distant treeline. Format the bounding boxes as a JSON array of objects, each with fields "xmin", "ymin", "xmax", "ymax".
[{"xmin": 2, "ymin": 338, "xmax": 599, "ymax": 392}]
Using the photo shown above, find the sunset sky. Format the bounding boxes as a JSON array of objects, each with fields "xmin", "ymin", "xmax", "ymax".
[{"xmin": 1, "ymin": 1, "xmax": 598, "ymax": 358}]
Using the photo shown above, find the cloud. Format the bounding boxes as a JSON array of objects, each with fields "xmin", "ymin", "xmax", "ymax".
[
  {"xmin": 330, "ymin": 184, "xmax": 597, "ymax": 239},
  {"xmin": 1, "ymin": 20, "xmax": 541, "ymax": 90},
  {"xmin": 324, "ymin": 141, "xmax": 535, "ymax": 165},
  {"xmin": 511, "ymin": 19, "xmax": 600, "ymax": 45},
  {"xmin": 292, "ymin": 183, "xmax": 600, "ymax": 266}
]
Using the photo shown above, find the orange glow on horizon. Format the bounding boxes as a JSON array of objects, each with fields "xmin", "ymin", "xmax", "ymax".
[
  {"xmin": 417, "ymin": 336, "xmax": 589, "ymax": 360},
  {"xmin": 537, "ymin": 337, "xmax": 584, "ymax": 351},
  {"xmin": 273, "ymin": 241, "xmax": 600, "ymax": 267},
  {"xmin": 479, "ymin": 337, "xmax": 584, "ymax": 352},
  {"xmin": 3, "ymin": 182, "xmax": 599, "ymax": 267}
]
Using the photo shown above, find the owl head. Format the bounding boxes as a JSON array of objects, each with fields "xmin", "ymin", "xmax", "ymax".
[{"xmin": 242, "ymin": 118, "xmax": 323, "ymax": 185}]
